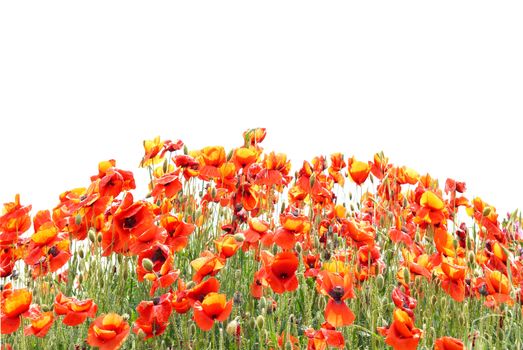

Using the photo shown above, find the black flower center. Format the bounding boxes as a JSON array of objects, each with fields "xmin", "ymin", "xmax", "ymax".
[{"xmin": 329, "ymin": 286, "xmax": 344, "ymax": 302}]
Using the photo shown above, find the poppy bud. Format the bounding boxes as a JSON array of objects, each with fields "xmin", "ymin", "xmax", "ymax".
[
  {"xmin": 137, "ymin": 329, "xmax": 147, "ymax": 340},
  {"xmin": 78, "ymin": 249, "xmax": 85, "ymax": 259},
  {"xmin": 122, "ymin": 313, "xmax": 130, "ymax": 321},
  {"xmin": 189, "ymin": 323, "xmax": 196, "ymax": 335},
  {"xmin": 183, "ymin": 145, "xmax": 188, "ymax": 155},
  {"xmin": 162, "ymin": 159, "xmax": 168, "ymax": 173},
  {"xmin": 233, "ymin": 233, "xmax": 245, "ymax": 242},
  {"xmin": 256, "ymin": 315, "xmax": 265, "ymax": 329},
  {"xmin": 259, "ymin": 297, "xmax": 267, "ymax": 310},
  {"xmin": 294, "ymin": 242, "xmax": 302, "ymax": 255},
  {"xmin": 97, "ymin": 233, "xmax": 102, "ymax": 243},
  {"xmin": 247, "ymin": 317, "xmax": 255, "ymax": 329},
  {"xmin": 75, "ymin": 214, "xmax": 82, "ymax": 226},
  {"xmin": 88, "ymin": 228, "xmax": 97, "ymax": 243},
  {"xmin": 468, "ymin": 251, "xmax": 476, "ymax": 266},
  {"xmin": 142, "ymin": 258, "xmax": 154, "ymax": 272},
  {"xmin": 226, "ymin": 320, "xmax": 239, "ymax": 336},
  {"xmin": 235, "ymin": 269, "xmax": 242, "ymax": 280},
  {"xmin": 483, "ymin": 207, "xmax": 491, "ymax": 217},
  {"xmin": 376, "ymin": 275, "xmax": 384, "ymax": 290}
]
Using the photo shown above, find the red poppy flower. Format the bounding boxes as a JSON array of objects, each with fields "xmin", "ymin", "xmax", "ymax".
[
  {"xmin": 171, "ymin": 280, "xmax": 191, "ymax": 314},
  {"xmin": 137, "ymin": 243, "xmax": 180, "ymax": 296},
  {"xmin": 54, "ymin": 292, "xmax": 98, "ymax": 326},
  {"xmin": 214, "ymin": 235, "xmax": 241, "ymax": 259},
  {"xmin": 151, "ymin": 172, "xmax": 183, "ymax": 201},
  {"xmin": 348, "ymin": 156, "xmax": 371, "ymax": 185},
  {"xmin": 440, "ymin": 258, "xmax": 466, "ymax": 302},
  {"xmin": 391, "ymin": 287, "xmax": 417, "ymax": 317},
  {"xmin": 87, "ymin": 313, "xmax": 130, "ymax": 350},
  {"xmin": 305, "ymin": 322, "xmax": 345, "ymax": 350},
  {"xmin": 0, "ymin": 194, "xmax": 31, "ymax": 247},
  {"xmin": 0, "ymin": 284, "xmax": 32, "ymax": 334},
  {"xmin": 273, "ymin": 213, "xmax": 310, "ymax": 250},
  {"xmin": 260, "ymin": 251, "xmax": 299, "ymax": 294},
  {"xmin": 316, "ymin": 270, "xmax": 355, "ymax": 327},
  {"xmin": 378, "ymin": 309, "xmax": 422, "ymax": 350},
  {"xmin": 160, "ymin": 214, "xmax": 195, "ymax": 253},
  {"xmin": 190, "ymin": 251, "xmax": 226, "ymax": 283},
  {"xmin": 434, "ymin": 336, "xmax": 465, "ymax": 350},
  {"xmin": 242, "ymin": 218, "xmax": 273, "ymax": 251},
  {"xmin": 133, "ymin": 293, "xmax": 173, "ymax": 339},
  {"xmin": 24, "ymin": 307, "xmax": 54, "ymax": 338},
  {"xmin": 193, "ymin": 293, "xmax": 233, "ymax": 331},
  {"xmin": 91, "ymin": 160, "xmax": 136, "ymax": 198},
  {"xmin": 243, "ymin": 128, "xmax": 267, "ymax": 146},
  {"xmin": 277, "ymin": 331, "xmax": 300, "ymax": 350},
  {"xmin": 187, "ymin": 277, "xmax": 221, "ymax": 305}
]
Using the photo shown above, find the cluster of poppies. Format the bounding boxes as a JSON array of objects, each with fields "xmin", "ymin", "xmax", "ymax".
[{"xmin": 1, "ymin": 128, "xmax": 522, "ymax": 349}]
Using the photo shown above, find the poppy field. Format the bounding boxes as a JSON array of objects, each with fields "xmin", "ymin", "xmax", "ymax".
[{"xmin": 1, "ymin": 128, "xmax": 523, "ymax": 349}]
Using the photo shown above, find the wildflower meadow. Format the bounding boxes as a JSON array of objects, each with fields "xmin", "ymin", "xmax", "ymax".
[{"xmin": 1, "ymin": 128, "xmax": 522, "ymax": 349}]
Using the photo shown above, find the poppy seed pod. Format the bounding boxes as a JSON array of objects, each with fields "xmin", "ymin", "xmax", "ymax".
[
  {"xmin": 256, "ymin": 315, "xmax": 265, "ymax": 329},
  {"xmin": 376, "ymin": 275, "xmax": 385, "ymax": 290},
  {"xmin": 88, "ymin": 228, "xmax": 97, "ymax": 243},
  {"xmin": 233, "ymin": 233, "xmax": 245, "ymax": 242},
  {"xmin": 142, "ymin": 258, "xmax": 154, "ymax": 272},
  {"xmin": 226, "ymin": 320, "xmax": 239, "ymax": 336}
]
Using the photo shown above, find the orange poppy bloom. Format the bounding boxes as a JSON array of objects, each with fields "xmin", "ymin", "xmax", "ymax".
[
  {"xmin": 274, "ymin": 331, "xmax": 300, "ymax": 350},
  {"xmin": 242, "ymin": 218, "xmax": 273, "ymax": 251},
  {"xmin": 328, "ymin": 153, "xmax": 347, "ymax": 186},
  {"xmin": 197, "ymin": 146, "xmax": 227, "ymax": 179},
  {"xmin": 273, "ymin": 213, "xmax": 310, "ymax": 250},
  {"xmin": 173, "ymin": 154, "xmax": 200, "ymax": 179},
  {"xmin": 186, "ymin": 277, "xmax": 221, "ymax": 305},
  {"xmin": 103, "ymin": 193, "xmax": 155, "ymax": 256},
  {"xmin": 193, "ymin": 292, "xmax": 233, "ymax": 331},
  {"xmin": 87, "ymin": 313, "xmax": 130, "ymax": 350},
  {"xmin": 0, "ymin": 284, "xmax": 32, "ymax": 334},
  {"xmin": 391, "ymin": 287, "xmax": 417, "ymax": 318},
  {"xmin": 24, "ymin": 308, "xmax": 54, "ymax": 338},
  {"xmin": 260, "ymin": 251, "xmax": 299, "ymax": 294},
  {"xmin": 256, "ymin": 152, "xmax": 292, "ymax": 188},
  {"xmin": 305, "ymin": 322, "xmax": 345, "ymax": 350},
  {"xmin": 250, "ymin": 269, "xmax": 269, "ymax": 299},
  {"xmin": 348, "ymin": 156, "xmax": 371, "ymax": 185},
  {"xmin": 190, "ymin": 250, "xmax": 226, "ymax": 283},
  {"xmin": 215, "ymin": 235, "xmax": 241, "ymax": 259},
  {"xmin": 151, "ymin": 172, "xmax": 183, "ymax": 201},
  {"xmin": 414, "ymin": 190, "xmax": 448, "ymax": 227},
  {"xmin": 434, "ymin": 336, "xmax": 465, "ymax": 350},
  {"xmin": 171, "ymin": 280, "xmax": 191, "ymax": 314},
  {"xmin": 90, "ymin": 160, "xmax": 136, "ymax": 198},
  {"xmin": 440, "ymin": 258, "xmax": 466, "ymax": 302},
  {"xmin": 54, "ymin": 292, "xmax": 98, "ymax": 326},
  {"xmin": 243, "ymin": 128, "xmax": 267, "ymax": 146},
  {"xmin": 160, "ymin": 214, "xmax": 195, "ymax": 253},
  {"xmin": 233, "ymin": 147, "xmax": 259, "ymax": 169},
  {"xmin": 378, "ymin": 309, "xmax": 422, "ymax": 350},
  {"xmin": 0, "ymin": 194, "xmax": 31, "ymax": 247},
  {"xmin": 140, "ymin": 136, "xmax": 165, "ymax": 167},
  {"xmin": 316, "ymin": 270, "xmax": 355, "ymax": 327}
]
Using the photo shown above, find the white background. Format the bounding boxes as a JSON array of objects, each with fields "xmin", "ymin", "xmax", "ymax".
[{"xmin": 1, "ymin": 1, "xmax": 522, "ymax": 216}]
